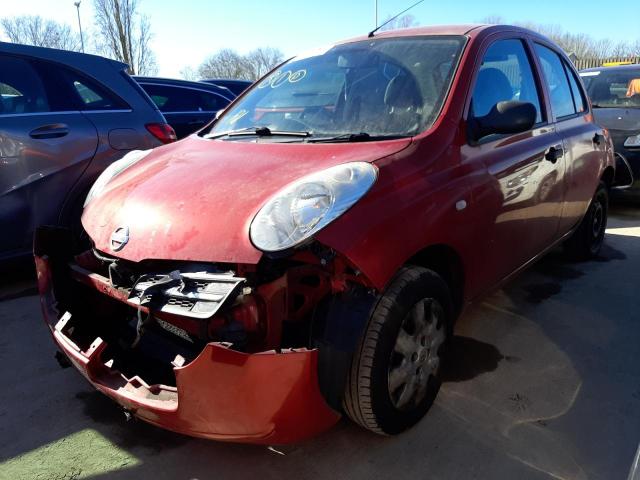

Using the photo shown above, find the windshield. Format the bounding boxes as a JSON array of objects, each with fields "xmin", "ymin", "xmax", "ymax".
[
  {"xmin": 580, "ymin": 67, "xmax": 640, "ymax": 108},
  {"xmin": 206, "ymin": 36, "xmax": 466, "ymax": 140}
]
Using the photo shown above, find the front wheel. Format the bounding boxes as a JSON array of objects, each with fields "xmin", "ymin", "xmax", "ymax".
[
  {"xmin": 343, "ymin": 266, "xmax": 452, "ymax": 435},
  {"xmin": 564, "ymin": 182, "xmax": 608, "ymax": 260}
]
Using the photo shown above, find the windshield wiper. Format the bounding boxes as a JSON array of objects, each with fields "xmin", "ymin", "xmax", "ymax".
[
  {"xmin": 307, "ymin": 132, "xmax": 410, "ymax": 143},
  {"xmin": 205, "ymin": 126, "xmax": 312, "ymax": 139}
]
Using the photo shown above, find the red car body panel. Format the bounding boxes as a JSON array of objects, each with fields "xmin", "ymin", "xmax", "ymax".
[
  {"xmin": 36, "ymin": 255, "xmax": 339, "ymax": 444},
  {"xmin": 83, "ymin": 136, "xmax": 411, "ymax": 265},
  {"xmin": 38, "ymin": 24, "xmax": 616, "ymax": 443}
]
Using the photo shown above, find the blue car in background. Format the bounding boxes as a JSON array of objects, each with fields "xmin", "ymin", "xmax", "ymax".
[
  {"xmin": 134, "ymin": 77, "xmax": 235, "ymax": 138},
  {"xmin": 201, "ymin": 79, "xmax": 253, "ymax": 96},
  {"xmin": 0, "ymin": 42, "xmax": 175, "ymax": 265}
]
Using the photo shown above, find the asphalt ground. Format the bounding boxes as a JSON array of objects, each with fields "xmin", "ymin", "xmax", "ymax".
[{"xmin": 0, "ymin": 204, "xmax": 639, "ymax": 480}]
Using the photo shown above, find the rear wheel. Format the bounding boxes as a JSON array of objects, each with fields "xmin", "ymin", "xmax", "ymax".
[
  {"xmin": 343, "ymin": 266, "xmax": 452, "ymax": 435},
  {"xmin": 564, "ymin": 182, "xmax": 608, "ymax": 260}
]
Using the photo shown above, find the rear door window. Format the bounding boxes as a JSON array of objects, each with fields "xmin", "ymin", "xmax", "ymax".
[
  {"xmin": 471, "ymin": 39, "xmax": 543, "ymax": 124},
  {"xmin": 140, "ymin": 84, "xmax": 228, "ymax": 113},
  {"xmin": 534, "ymin": 44, "xmax": 576, "ymax": 119},
  {"xmin": 28, "ymin": 59, "xmax": 129, "ymax": 111},
  {"xmin": 0, "ymin": 56, "xmax": 50, "ymax": 114},
  {"xmin": 69, "ymin": 78, "xmax": 128, "ymax": 110},
  {"xmin": 59, "ymin": 70, "xmax": 129, "ymax": 110}
]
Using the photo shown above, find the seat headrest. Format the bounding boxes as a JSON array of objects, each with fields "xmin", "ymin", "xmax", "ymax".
[{"xmin": 473, "ymin": 68, "xmax": 513, "ymax": 116}]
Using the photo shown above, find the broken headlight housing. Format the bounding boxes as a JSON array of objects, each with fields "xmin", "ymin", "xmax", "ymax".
[
  {"xmin": 84, "ymin": 149, "xmax": 151, "ymax": 207},
  {"xmin": 250, "ymin": 162, "xmax": 377, "ymax": 252}
]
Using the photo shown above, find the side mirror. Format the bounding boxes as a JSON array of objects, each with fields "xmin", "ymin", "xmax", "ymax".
[{"xmin": 471, "ymin": 101, "xmax": 537, "ymax": 141}]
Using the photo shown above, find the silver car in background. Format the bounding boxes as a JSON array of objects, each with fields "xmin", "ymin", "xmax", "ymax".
[{"xmin": 0, "ymin": 42, "xmax": 176, "ymax": 264}]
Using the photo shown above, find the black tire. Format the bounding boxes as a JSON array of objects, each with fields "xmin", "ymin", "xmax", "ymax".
[
  {"xmin": 343, "ymin": 266, "xmax": 453, "ymax": 435},
  {"xmin": 564, "ymin": 182, "xmax": 608, "ymax": 260}
]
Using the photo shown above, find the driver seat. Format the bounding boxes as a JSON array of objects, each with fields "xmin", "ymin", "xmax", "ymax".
[{"xmin": 472, "ymin": 68, "xmax": 513, "ymax": 116}]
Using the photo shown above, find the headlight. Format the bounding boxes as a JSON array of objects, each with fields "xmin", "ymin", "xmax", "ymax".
[
  {"xmin": 624, "ymin": 134, "xmax": 640, "ymax": 148},
  {"xmin": 84, "ymin": 150, "xmax": 151, "ymax": 207},
  {"xmin": 250, "ymin": 162, "xmax": 377, "ymax": 252}
]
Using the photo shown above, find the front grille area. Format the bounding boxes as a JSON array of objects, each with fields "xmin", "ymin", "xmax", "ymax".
[
  {"xmin": 166, "ymin": 297, "xmax": 195, "ymax": 309},
  {"xmin": 128, "ymin": 270, "xmax": 246, "ymax": 319}
]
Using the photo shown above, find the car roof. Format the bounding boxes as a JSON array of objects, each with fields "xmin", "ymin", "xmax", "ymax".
[
  {"xmin": 132, "ymin": 76, "xmax": 234, "ymax": 98},
  {"xmin": 326, "ymin": 24, "xmax": 556, "ymax": 50},
  {"xmin": 0, "ymin": 41, "xmax": 128, "ymax": 71},
  {"xmin": 580, "ymin": 64, "xmax": 640, "ymax": 73}
]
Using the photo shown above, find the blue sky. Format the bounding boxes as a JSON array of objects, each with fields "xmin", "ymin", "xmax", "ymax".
[{"xmin": 2, "ymin": 0, "xmax": 638, "ymax": 77}]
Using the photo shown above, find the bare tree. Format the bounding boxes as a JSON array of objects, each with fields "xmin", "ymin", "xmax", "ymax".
[
  {"xmin": 609, "ymin": 40, "xmax": 634, "ymax": 57},
  {"xmin": 1, "ymin": 15, "xmax": 80, "ymax": 51},
  {"xmin": 477, "ymin": 16, "xmax": 640, "ymax": 59},
  {"xmin": 244, "ymin": 47, "xmax": 284, "ymax": 80},
  {"xmin": 197, "ymin": 49, "xmax": 251, "ymax": 80},
  {"xmin": 480, "ymin": 15, "xmax": 504, "ymax": 25},
  {"xmin": 180, "ymin": 66, "xmax": 198, "ymax": 81},
  {"xmin": 93, "ymin": 0, "xmax": 157, "ymax": 75},
  {"xmin": 195, "ymin": 47, "xmax": 283, "ymax": 81},
  {"xmin": 478, "ymin": 18, "xmax": 638, "ymax": 59},
  {"xmin": 379, "ymin": 14, "xmax": 419, "ymax": 31}
]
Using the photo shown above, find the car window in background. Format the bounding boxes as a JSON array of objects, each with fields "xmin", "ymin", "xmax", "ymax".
[
  {"xmin": 209, "ymin": 36, "xmax": 466, "ymax": 138},
  {"xmin": 0, "ymin": 56, "xmax": 49, "ymax": 114},
  {"xmin": 564, "ymin": 63, "xmax": 587, "ymax": 113},
  {"xmin": 61, "ymin": 70, "xmax": 129, "ymax": 110},
  {"xmin": 141, "ymin": 83, "xmax": 229, "ymax": 112},
  {"xmin": 471, "ymin": 39, "xmax": 543, "ymax": 124},
  {"xmin": 579, "ymin": 67, "xmax": 640, "ymax": 108},
  {"xmin": 534, "ymin": 44, "xmax": 577, "ymax": 119},
  {"xmin": 29, "ymin": 59, "xmax": 129, "ymax": 111}
]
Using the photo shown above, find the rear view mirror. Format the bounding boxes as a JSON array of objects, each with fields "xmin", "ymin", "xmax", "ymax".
[{"xmin": 471, "ymin": 101, "xmax": 537, "ymax": 141}]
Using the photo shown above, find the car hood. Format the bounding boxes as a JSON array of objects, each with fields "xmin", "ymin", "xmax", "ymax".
[
  {"xmin": 592, "ymin": 107, "xmax": 640, "ymax": 132},
  {"xmin": 83, "ymin": 135, "xmax": 411, "ymax": 264}
]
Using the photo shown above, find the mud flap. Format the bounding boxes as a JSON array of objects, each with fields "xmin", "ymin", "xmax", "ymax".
[{"xmin": 312, "ymin": 286, "xmax": 377, "ymax": 410}]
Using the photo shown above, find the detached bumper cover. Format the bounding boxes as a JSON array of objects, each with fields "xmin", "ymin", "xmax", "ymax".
[{"xmin": 35, "ymin": 251, "xmax": 339, "ymax": 444}]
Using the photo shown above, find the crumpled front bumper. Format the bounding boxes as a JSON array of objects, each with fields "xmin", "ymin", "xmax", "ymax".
[{"xmin": 34, "ymin": 238, "xmax": 340, "ymax": 444}]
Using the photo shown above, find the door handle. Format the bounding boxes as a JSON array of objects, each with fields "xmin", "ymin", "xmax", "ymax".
[
  {"xmin": 29, "ymin": 124, "xmax": 70, "ymax": 139},
  {"xmin": 544, "ymin": 145, "xmax": 564, "ymax": 163},
  {"xmin": 593, "ymin": 132, "xmax": 604, "ymax": 145}
]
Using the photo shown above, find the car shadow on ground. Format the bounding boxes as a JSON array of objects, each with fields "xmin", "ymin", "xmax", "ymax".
[{"xmin": 1, "ymin": 206, "xmax": 639, "ymax": 480}]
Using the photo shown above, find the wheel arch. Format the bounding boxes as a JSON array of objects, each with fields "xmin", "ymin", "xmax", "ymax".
[
  {"xmin": 601, "ymin": 165, "xmax": 615, "ymax": 189},
  {"xmin": 405, "ymin": 244, "xmax": 465, "ymax": 318}
]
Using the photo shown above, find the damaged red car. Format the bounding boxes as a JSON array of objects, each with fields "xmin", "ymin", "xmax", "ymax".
[{"xmin": 36, "ymin": 24, "xmax": 615, "ymax": 444}]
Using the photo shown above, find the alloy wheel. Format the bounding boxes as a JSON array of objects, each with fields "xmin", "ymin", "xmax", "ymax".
[{"xmin": 388, "ymin": 298, "xmax": 446, "ymax": 411}]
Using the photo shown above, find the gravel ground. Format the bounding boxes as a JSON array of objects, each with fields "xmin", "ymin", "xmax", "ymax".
[{"xmin": 0, "ymin": 205, "xmax": 639, "ymax": 480}]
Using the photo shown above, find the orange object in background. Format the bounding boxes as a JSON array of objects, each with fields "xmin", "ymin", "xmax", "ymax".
[{"xmin": 627, "ymin": 79, "xmax": 640, "ymax": 97}]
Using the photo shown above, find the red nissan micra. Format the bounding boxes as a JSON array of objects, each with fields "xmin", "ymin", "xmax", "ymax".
[{"xmin": 36, "ymin": 24, "xmax": 614, "ymax": 444}]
